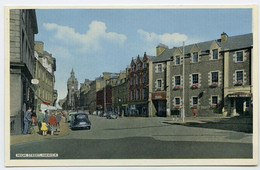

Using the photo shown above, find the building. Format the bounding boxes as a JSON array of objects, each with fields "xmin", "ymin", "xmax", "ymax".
[
  {"xmin": 79, "ymin": 79, "xmax": 91, "ymax": 111},
  {"xmin": 10, "ymin": 9, "xmax": 38, "ymax": 134},
  {"xmin": 112, "ymin": 71, "xmax": 128, "ymax": 116},
  {"xmin": 34, "ymin": 41, "xmax": 56, "ymax": 114},
  {"xmin": 127, "ymin": 52, "xmax": 153, "ymax": 116},
  {"xmin": 149, "ymin": 33, "xmax": 253, "ymax": 117},
  {"xmin": 96, "ymin": 73, "xmax": 120, "ymax": 112},
  {"xmin": 66, "ymin": 69, "xmax": 79, "ymax": 110}
]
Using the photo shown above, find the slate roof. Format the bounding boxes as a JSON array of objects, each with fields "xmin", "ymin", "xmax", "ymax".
[{"xmin": 152, "ymin": 33, "xmax": 253, "ymax": 63}]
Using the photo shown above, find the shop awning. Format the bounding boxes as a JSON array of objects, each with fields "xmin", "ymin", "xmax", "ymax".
[
  {"xmin": 40, "ymin": 103, "xmax": 57, "ymax": 111},
  {"xmin": 228, "ymin": 92, "xmax": 252, "ymax": 98}
]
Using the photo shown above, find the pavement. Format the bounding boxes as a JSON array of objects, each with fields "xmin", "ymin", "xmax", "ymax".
[{"xmin": 10, "ymin": 120, "xmax": 70, "ymax": 146}]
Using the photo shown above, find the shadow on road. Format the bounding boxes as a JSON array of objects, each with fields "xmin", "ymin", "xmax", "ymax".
[
  {"xmin": 104, "ymin": 124, "xmax": 171, "ymax": 131},
  {"xmin": 163, "ymin": 116, "xmax": 253, "ymax": 133}
]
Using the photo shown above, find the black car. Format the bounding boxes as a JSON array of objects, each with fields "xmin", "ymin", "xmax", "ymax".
[{"xmin": 70, "ymin": 113, "xmax": 91, "ymax": 130}]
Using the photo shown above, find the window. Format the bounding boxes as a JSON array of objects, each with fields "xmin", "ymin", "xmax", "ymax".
[
  {"xmin": 131, "ymin": 66, "xmax": 135, "ymax": 72},
  {"xmin": 157, "ymin": 64, "xmax": 162, "ymax": 72},
  {"xmin": 136, "ymin": 75, "xmax": 139, "ymax": 85},
  {"xmin": 130, "ymin": 77, "xmax": 133, "ymax": 85},
  {"xmin": 192, "ymin": 52, "xmax": 198, "ymax": 63},
  {"xmin": 157, "ymin": 80, "xmax": 162, "ymax": 88},
  {"xmin": 212, "ymin": 96, "xmax": 218, "ymax": 105},
  {"xmin": 212, "ymin": 49, "xmax": 218, "ymax": 60},
  {"xmin": 136, "ymin": 89, "xmax": 140, "ymax": 100},
  {"xmin": 211, "ymin": 72, "xmax": 219, "ymax": 83},
  {"xmin": 193, "ymin": 97, "xmax": 198, "ymax": 105},
  {"xmin": 143, "ymin": 88, "xmax": 147, "ymax": 100},
  {"xmin": 236, "ymin": 71, "xmax": 243, "ymax": 82},
  {"xmin": 192, "ymin": 74, "xmax": 199, "ymax": 85},
  {"xmin": 143, "ymin": 62, "xmax": 147, "ymax": 69},
  {"xmin": 137, "ymin": 63, "xmax": 141, "ymax": 70},
  {"xmin": 176, "ymin": 56, "xmax": 180, "ymax": 65},
  {"xmin": 130, "ymin": 90, "xmax": 134, "ymax": 100},
  {"xmin": 175, "ymin": 76, "xmax": 181, "ymax": 86},
  {"xmin": 143, "ymin": 74, "xmax": 147, "ymax": 83},
  {"xmin": 236, "ymin": 51, "xmax": 243, "ymax": 62},
  {"xmin": 175, "ymin": 98, "xmax": 180, "ymax": 106}
]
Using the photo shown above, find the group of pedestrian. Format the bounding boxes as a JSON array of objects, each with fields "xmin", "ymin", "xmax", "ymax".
[{"xmin": 23, "ymin": 107, "xmax": 63, "ymax": 136}]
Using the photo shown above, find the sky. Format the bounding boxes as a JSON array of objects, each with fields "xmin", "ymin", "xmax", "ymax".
[{"xmin": 34, "ymin": 8, "xmax": 252, "ymax": 101}]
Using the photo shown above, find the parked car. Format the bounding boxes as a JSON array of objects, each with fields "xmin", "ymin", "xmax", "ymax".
[
  {"xmin": 106, "ymin": 112, "xmax": 118, "ymax": 119},
  {"xmin": 70, "ymin": 112, "xmax": 91, "ymax": 130}
]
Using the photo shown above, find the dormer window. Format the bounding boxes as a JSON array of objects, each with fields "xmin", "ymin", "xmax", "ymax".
[
  {"xmin": 143, "ymin": 62, "xmax": 147, "ymax": 69},
  {"xmin": 192, "ymin": 52, "xmax": 198, "ymax": 63},
  {"xmin": 212, "ymin": 49, "xmax": 218, "ymax": 60},
  {"xmin": 175, "ymin": 56, "xmax": 180, "ymax": 65}
]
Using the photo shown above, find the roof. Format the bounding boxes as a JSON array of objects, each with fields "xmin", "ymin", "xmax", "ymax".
[{"xmin": 152, "ymin": 33, "xmax": 253, "ymax": 63}]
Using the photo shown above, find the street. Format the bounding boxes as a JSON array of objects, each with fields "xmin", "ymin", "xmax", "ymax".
[{"xmin": 10, "ymin": 115, "xmax": 253, "ymax": 159}]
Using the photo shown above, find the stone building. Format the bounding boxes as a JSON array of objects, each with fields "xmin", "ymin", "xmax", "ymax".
[
  {"xmin": 10, "ymin": 9, "xmax": 38, "ymax": 134},
  {"xmin": 79, "ymin": 79, "xmax": 91, "ymax": 111},
  {"xmin": 66, "ymin": 69, "xmax": 78, "ymax": 110},
  {"xmin": 34, "ymin": 41, "xmax": 56, "ymax": 113},
  {"xmin": 112, "ymin": 71, "xmax": 128, "ymax": 116},
  {"xmin": 149, "ymin": 33, "xmax": 253, "ymax": 117},
  {"xmin": 127, "ymin": 52, "xmax": 153, "ymax": 116}
]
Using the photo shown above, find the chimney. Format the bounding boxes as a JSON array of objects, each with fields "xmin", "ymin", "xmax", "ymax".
[
  {"xmin": 221, "ymin": 32, "xmax": 228, "ymax": 43},
  {"xmin": 34, "ymin": 41, "xmax": 44, "ymax": 55},
  {"xmin": 156, "ymin": 43, "xmax": 168, "ymax": 57}
]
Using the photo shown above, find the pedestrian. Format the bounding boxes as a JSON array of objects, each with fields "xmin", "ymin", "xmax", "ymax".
[
  {"xmin": 22, "ymin": 107, "xmax": 32, "ymax": 135},
  {"xmin": 56, "ymin": 112, "xmax": 62, "ymax": 132},
  {"xmin": 31, "ymin": 111, "xmax": 37, "ymax": 126},
  {"xmin": 36, "ymin": 109, "xmax": 45, "ymax": 135},
  {"xmin": 44, "ymin": 110, "xmax": 50, "ymax": 134},
  {"xmin": 41, "ymin": 122, "xmax": 48, "ymax": 136},
  {"xmin": 48, "ymin": 112, "xmax": 58, "ymax": 135}
]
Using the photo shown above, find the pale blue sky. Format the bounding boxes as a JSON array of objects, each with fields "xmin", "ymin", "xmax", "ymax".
[{"xmin": 34, "ymin": 8, "xmax": 252, "ymax": 100}]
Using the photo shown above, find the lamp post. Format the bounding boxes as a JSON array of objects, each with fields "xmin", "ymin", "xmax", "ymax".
[{"xmin": 182, "ymin": 41, "xmax": 185, "ymax": 122}]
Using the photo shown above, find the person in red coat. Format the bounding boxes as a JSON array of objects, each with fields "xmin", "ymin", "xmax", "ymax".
[{"xmin": 48, "ymin": 112, "xmax": 58, "ymax": 135}]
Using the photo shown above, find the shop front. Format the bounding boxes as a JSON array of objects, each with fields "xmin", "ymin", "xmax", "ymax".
[
  {"xmin": 227, "ymin": 92, "xmax": 252, "ymax": 116},
  {"xmin": 152, "ymin": 92, "xmax": 167, "ymax": 117}
]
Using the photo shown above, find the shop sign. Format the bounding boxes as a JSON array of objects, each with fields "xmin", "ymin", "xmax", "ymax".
[{"xmin": 152, "ymin": 92, "xmax": 166, "ymax": 100}]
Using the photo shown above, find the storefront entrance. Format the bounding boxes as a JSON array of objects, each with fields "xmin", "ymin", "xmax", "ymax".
[
  {"xmin": 228, "ymin": 92, "xmax": 252, "ymax": 116},
  {"xmin": 152, "ymin": 92, "xmax": 167, "ymax": 117}
]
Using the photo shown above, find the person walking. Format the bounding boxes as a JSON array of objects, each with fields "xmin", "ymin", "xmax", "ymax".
[
  {"xmin": 22, "ymin": 107, "xmax": 32, "ymax": 135},
  {"xmin": 48, "ymin": 112, "xmax": 58, "ymax": 135},
  {"xmin": 56, "ymin": 112, "xmax": 62, "ymax": 132},
  {"xmin": 36, "ymin": 109, "xmax": 45, "ymax": 135},
  {"xmin": 44, "ymin": 110, "xmax": 50, "ymax": 134}
]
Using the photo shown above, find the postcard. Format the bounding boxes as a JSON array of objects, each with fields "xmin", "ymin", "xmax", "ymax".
[{"xmin": 4, "ymin": 5, "xmax": 258, "ymax": 167}]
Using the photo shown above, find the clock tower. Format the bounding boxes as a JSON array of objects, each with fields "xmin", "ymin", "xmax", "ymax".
[{"xmin": 67, "ymin": 68, "xmax": 78, "ymax": 110}]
